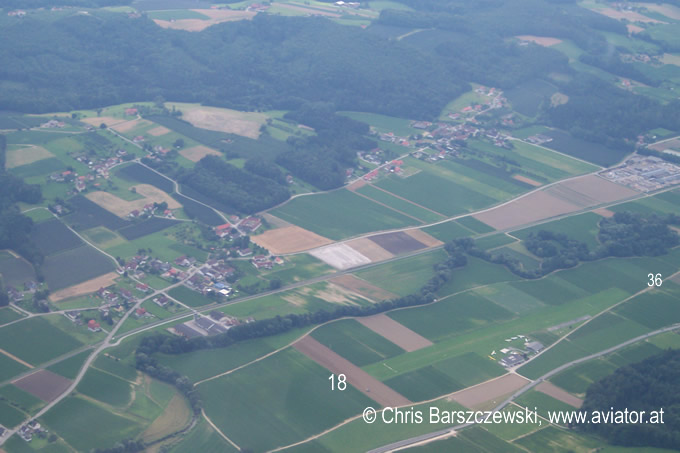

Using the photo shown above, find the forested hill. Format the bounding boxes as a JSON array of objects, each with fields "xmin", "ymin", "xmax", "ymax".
[
  {"xmin": 578, "ymin": 349, "xmax": 680, "ymax": 449},
  {"xmin": 0, "ymin": 13, "xmax": 466, "ymax": 119}
]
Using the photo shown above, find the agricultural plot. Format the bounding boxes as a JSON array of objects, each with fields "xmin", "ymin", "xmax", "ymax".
[
  {"xmin": 47, "ymin": 350, "xmax": 92, "ymax": 380},
  {"xmin": 514, "ymin": 425, "xmax": 603, "ymax": 453},
  {"xmin": 310, "ymin": 319, "xmax": 405, "ymax": 366},
  {"xmin": 357, "ymin": 314, "xmax": 432, "ymax": 352},
  {"xmin": 167, "ymin": 286, "xmax": 214, "ymax": 308},
  {"xmin": 435, "ymin": 257, "xmax": 517, "ymax": 297},
  {"xmin": 474, "ymin": 233, "xmax": 516, "ymax": 250},
  {"xmin": 65, "ymin": 195, "xmax": 129, "ymax": 231},
  {"xmin": 42, "ymin": 245, "xmax": 115, "ymax": 291},
  {"xmin": 509, "ymin": 274, "xmax": 588, "ymax": 306},
  {"xmin": 542, "ymin": 130, "xmax": 624, "ymax": 167},
  {"xmin": 116, "ymin": 163, "xmax": 174, "ymax": 193},
  {"xmin": 86, "ymin": 184, "xmax": 180, "ymax": 218},
  {"xmin": 172, "ymin": 193, "xmax": 224, "ymax": 226},
  {"xmin": 8, "ymin": 157, "xmax": 64, "ymax": 179},
  {"xmin": 29, "ymin": 218, "xmax": 82, "ymax": 256},
  {"xmin": 422, "ymin": 220, "xmax": 476, "ymax": 241},
  {"xmin": 614, "ymin": 290, "xmax": 680, "ymax": 329},
  {"xmin": 457, "ymin": 215, "xmax": 496, "ymax": 234},
  {"xmin": 77, "ymin": 368, "xmax": 132, "ymax": 407},
  {"xmin": 13, "ymin": 370, "xmax": 72, "ymax": 403},
  {"xmin": 117, "ymin": 217, "xmax": 181, "ymax": 240},
  {"xmin": 518, "ymin": 340, "xmax": 590, "ymax": 380},
  {"xmin": 356, "ymin": 249, "xmax": 447, "ymax": 296},
  {"xmin": 81, "ymin": 226, "xmax": 125, "ymax": 248},
  {"xmin": 261, "ymin": 254, "xmax": 333, "ymax": 286},
  {"xmin": 5, "ymin": 145, "xmax": 54, "ymax": 169},
  {"xmin": 0, "ymin": 384, "xmax": 43, "ymax": 416},
  {"xmin": 0, "ymin": 354, "xmax": 29, "ymax": 383},
  {"xmin": 0, "ymin": 253, "xmax": 36, "ymax": 288},
  {"xmin": 41, "ymin": 396, "xmax": 142, "ymax": 452},
  {"xmin": 251, "ymin": 225, "xmax": 333, "ymax": 255},
  {"xmin": 0, "ymin": 307, "xmax": 22, "ymax": 326},
  {"xmin": 0, "ymin": 317, "xmax": 82, "ymax": 366},
  {"xmin": 271, "ymin": 189, "xmax": 416, "ymax": 240},
  {"xmin": 513, "ymin": 212, "xmax": 602, "ymax": 249},
  {"xmin": 474, "ymin": 283, "xmax": 546, "ymax": 314},
  {"xmin": 368, "ymin": 231, "xmax": 428, "ymax": 254},
  {"xmin": 356, "ymin": 184, "xmax": 446, "ymax": 223},
  {"xmin": 0, "ymin": 400, "xmax": 27, "ymax": 428},
  {"xmin": 388, "ymin": 292, "xmax": 514, "ymax": 342},
  {"xmin": 338, "ymin": 111, "xmax": 420, "ymax": 136},
  {"xmin": 167, "ymin": 418, "xmax": 237, "ymax": 453},
  {"xmin": 549, "ymin": 358, "xmax": 618, "ymax": 395},
  {"xmin": 515, "ymin": 389, "xmax": 579, "ymax": 421},
  {"xmin": 199, "ymin": 348, "xmax": 373, "ymax": 452}
]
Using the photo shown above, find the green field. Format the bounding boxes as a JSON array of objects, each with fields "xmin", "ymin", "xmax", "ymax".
[
  {"xmin": 167, "ymin": 285, "xmax": 215, "ymax": 308},
  {"xmin": 515, "ymin": 390, "xmax": 578, "ymax": 420},
  {"xmin": 167, "ymin": 418, "xmax": 238, "ymax": 453},
  {"xmin": 549, "ymin": 358, "xmax": 618, "ymax": 395},
  {"xmin": 41, "ymin": 396, "xmax": 142, "ymax": 452},
  {"xmin": 77, "ymin": 368, "xmax": 133, "ymax": 407},
  {"xmin": 199, "ymin": 348, "xmax": 373, "ymax": 452},
  {"xmin": 338, "ymin": 111, "xmax": 420, "ymax": 137},
  {"xmin": 259, "ymin": 254, "xmax": 333, "ymax": 286},
  {"xmin": 356, "ymin": 249, "xmax": 447, "ymax": 296},
  {"xmin": 475, "ymin": 233, "xmax": 517, "ymax": 250},
  {"xmin": 457, "ymin": 216, "xmax": 495, "ymax": 233},
  {"xmin": 435, "ymin": 257, "xmax": 518, "ymax": 297},
  {"xmin": 0, "ymin": 307, "xmax": 23, "ymax": 326},
  {"xmin": 93, "ymin": 355, "xmax": 138, "ymax": 381},
  {"xmin": 0, "ymin": 384, "xmax": 44, "ymax": 416},
  {"xmin": 513, "ymin": 212, "xmax": 602, "ymax": 249},
  {"xmin": 422, "ymin": 220, "xmax": 476, "ymax": 241},
  {"xmin": 271, "ymin": 189, "xmax": 416, "ymax": 240},
  {"xmin": 0, "ymin": 317, "xmax": 83, "ymax": 365},
  {"xmin": 46, "ymin": 350, "xmax": 92, "ymax": 380},
  {"xmin": 0, "ymin": 400, "xmax": 28, "ymax": 428},
  {"xmin": 357, "ymin": 184, "xmax": 445, "ymax": 223},
  {"xmin": 515, "ymin": 425, "xmax": 602, "ymax": 453},
  {"xmin": 474, "ymin": 283, "xmax": 546, "ymax": 314},
  {"xmin": 614, "ymin": 289, "xmax": 680, "ymax": 330},
  {"xmin": 311, "ymin": 319, "xmax": 405, "ymax": 366}
]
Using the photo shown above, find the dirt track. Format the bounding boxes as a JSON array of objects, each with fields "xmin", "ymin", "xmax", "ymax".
[
  {"xmin": 357, "ymin": 314, "xmax": 433, "ymax": 352},
  {"xmin": 294, "ymin": 336, "xmax": 411, "ymax": 407}
]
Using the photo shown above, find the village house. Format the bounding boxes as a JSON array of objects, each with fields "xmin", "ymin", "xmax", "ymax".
[
  {"xmin": 87, "ymin": 319, "xmax": 101, "ymax": 332},
  {"xmin": 239, "ymin": 216, "xmax": 262, "ymax": 233},
  {"xmin": 153, "ymin": 295, "xmax": 169, "ymax": 308},
  {"xmin": 214, "ymin": 223, "xmax": 232, "ymax": 238}
]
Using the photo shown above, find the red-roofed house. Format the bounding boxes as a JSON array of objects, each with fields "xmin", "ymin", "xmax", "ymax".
[
  {"xmin": 125, "ymin": 108, "xmax": 138, "ymax": 116},
  {"xmin": 215, "ymin": 223, "xmax": 232, "ymax": 238},
  {"xmin": 135, "ymin": 308, "xmax": 147, "ymax": 318},
  {"xmin": 88, "ymin": 319, "xmax": 101, "ymax": 332}
]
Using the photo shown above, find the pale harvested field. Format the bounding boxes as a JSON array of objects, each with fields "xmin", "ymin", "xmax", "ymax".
[
  {"xmin": 275, "ymin": 3, "xmax": 341, "ymax": 17},
  {"xmin": 110, "ymin": 118, "xmax": 151, "ymax": 133},
  {"xmin": 14, "ymin": 370, "xmax": 72, "ymax": 402},
  {"xmin": 251, "ymin": 225, "xmax": 333, "ymax": 254},
  {"xmin": 86, "ymin": 184, "xmax": 181, "ymax": 218},
  {"xmin": 404, "ymin": 229, "xmax": 443, "ymax": 248},
  {"xmin": 168, "ymin": 104, "xmax": 266, "ymax": 139},
  {"xmin": 153, "ymin": 9, "xmax": 255, "ymax": 32},
  {"xmin": 593, "ymin": 207, "xmax": 615, "ymax": 218},
  {"xmin": 329, "ymin": 274, "xmax": 397, "ymax": 302},
  {"xmin": 309, "ymin": 243, "xmax": 372, "ymax": 270},
  {"xmin": 294, "ymin": 336, "xmax": 411, "ymax": 407},
  {"xmin": 345, "ymin": 237, "xmax": 394, "ymax": 262},
  {"xmin": 298, "ymin": 282, "xmax": 371, "ymax": 305},
  {"xmin": 635, "ymin": 2, "xmax": 680, "ymax": 20},
  {"xmin": 474, "ymin": 175, "xmax": 637, "ymax": 230},
  {"xmin": 0, "ymin": 348, "xmax": 34, "ymax": 369},
  {"xmin": 142, "ymin": 394, "xmax": 192, "ymax": 442},
  {"xmin": 516, "ymin": 35, "xmax": 562, "ymax": 46},
  {"xmin": 357, "ymin": 314, "xmax": 433, "ymax": 352},
  {"xmin": 661, "ymin": 53, "xmax": 680, "ymax": 66},
  {"xmin": 553, "ymin": 175, "xmax": 639, "ymax": 204},
  {"xmin": 596, "ymin": 7, "xmax": 664, "ymax": 23},
  {"xmin": 347, "ymin": 179, "xmax": 367, "ymax": 191},
  {"xmin": 80, "ymin": 116, "xmax": 125, "ymax": 127},
  {"xmin": 473, "ymin": 191, "xmax": 580, "ymax": 230},
  {"xmin": 513, "ymin": 174, "xmax": 542, "ymax": 187},
  {"xmin": 448, "ymin": 373, "xmax": 530, "ymax": 409},
  {"xmin": 6, "ymin": 145, "xmax": 54, "ymax": 168},
  {"xmin": 148, "ymin": 125, "xmax": 171, "ymax": 136},
  {"xmin": 650, "ymin": 138, "xmax": 680, "ymax": 151},
  {"xmin": 49, "ymin": 272, "xmax": 119, "ymax": 302},
  {"xmin": 627, "ymin": 24, "xmax": 644, "ymax": 34},
  {"xmin": 179, "ymin": 145, "xmax": 221, "ymax": 163},
  {"xmin": 536, "ymin": 381, "xmax": 583, "ymax": 408}
]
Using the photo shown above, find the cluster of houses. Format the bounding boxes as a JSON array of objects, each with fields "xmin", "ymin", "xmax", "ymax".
[
  {"xmin": 47, "ymin": 147, "xmax": 129, "ymax": 194},
  {"xmin": 5, "ymin": 281, "xmax": 38, "ymax": 303},
  {"xmin": 7, "ymin": 10, "xmax": 26, "ymax": 17},
  {"xmin": 40, "ymin": 120, "xmax": 66, "ymax": 129},
  {"xmin": 252, "ymin": 254, "xmax": 284, "ymax": 271},
  {"xmin": 128, "ymin": 203, "xmax": 173, "ymax": 220},
  {"xmin": 492, "ymin": 336, "xmax": 545, "ymax": 368},
  {"xmin": 185, "ymin": 258, "xmax": 237, "ymax": 296},
  {"xmin": 18, "ymin": 420, "xmax": 45, "ymax": 442}
]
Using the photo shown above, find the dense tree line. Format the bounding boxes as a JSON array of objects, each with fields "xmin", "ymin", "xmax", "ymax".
[
  {"xmin": 577, "ymin": 349, "xmax": 680, "ymax": 449},
  {"xmin": 579, "ymin": 53, "xmax": 658, "ymax": 87},
  {"xmin": 177, "ymin": 155, "xmax": 290, "ymax": 214}
]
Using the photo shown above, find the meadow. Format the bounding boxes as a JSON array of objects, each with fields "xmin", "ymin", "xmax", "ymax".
[
  {"xmin": 167, "ymin": 286, "xmax": 215, "ymax": 308},
  {"xmin": 0, "ymin": 317, "xmax": 83, "ymax": 366},
  {"xmin": 356, "ymin": 184, "xmax": 445, "ymax": 223},
  {"xmin": 0, "ymin": 384, "xmax": 43, "ymax": 416},
  {"xmin": 513, "ymin": 212, "xmax": 602, "ymax": 249},
  {"xmin": 422, "ymin": 220, "xmax": 476, "ymax": 241},
  {"xmin": 504, "ymin": 78, "xmax": 558, "ymax": 117},
  {"xmin": 46, "ymin": 350, "xmax": 92, "ymax": 380},
  {"xmin": 543, "ymin": 130, "xmax": 623, "ymax": 167},
  {"xmin": 77, "ymin": 368, "xmax": 132, "ymax": 407},
  {"xmin": 42, "ymin": 245, "xmax": 115, "ymax": 291},
  {"xmin": 456, "ymin": 215, "xmax": 495, "ymax": 233},
  {"xmin": 64, "ymin": 195, "xmax": 129, "ymax": 231},
  {"xmin": 271, "ymin": 189, "xmax": 416, "ymax": 240},
  {"xmin": 29, "ymin": 218, "xmax": 83, "ymax": 256},
  {"xmin": 0, "ymin": 255, "xmax": 36, "ymax": 290},
  {"xmin": 338, "ymin": 111, "xmax": 420, "ymax": 136},
  {"xmin": 199, "ymin": 348, "xmax": 373, "ymax": 452}
]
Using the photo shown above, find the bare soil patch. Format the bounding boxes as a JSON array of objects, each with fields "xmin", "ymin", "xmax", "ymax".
[
  {"xmin": 596, "ymin": 7, "xmax": 665, "ymax": 23},
  {"xmin": 661, "ymin": 53, "xmax": 680, "ymax": 66},
  {"xmin": 347, "ymin": 180, "xmax": 367, "ymax": 191},
  {"xmin": 251, "ymin": 226, "xmax": 333, "ymax": 254},
  {"xmin": 294, "ymin": 336, "xmax": 411, "ymax": 407},
  {"xmin": 448, "ymin": 373, "xmax": 529, "ymax": 409},
  {"xmin": 357, "ymin": 314, "xmax": 433, "ymax": 352},
  {"xmin": 153, "ymin": 9, "xmax": 255, "ymax": 32},
  {"xmin": 13, "ymin": 370, "xmax": 72, "ymax": 402},
  {"xmin": 148, "ymin": 125, "xmax": 171, "ymax": 136},
  {"xmin": 536, "ymin": 381, "xmax": 583, "ymax": 408},
  {"xmin": 344, "ymin": 238, "xmax": 394, "ymax": 262},
  {"xmin": 179, "ymin": 145, "xmax": 221, "ymax": 163},
  {"xmin": 310, "ymin": 282, "xmax": 371, "ymax": 305},
  {"xmin": 368, "ymin": 231, "xmax": 427, "ymax": 255},
  {"xmin": 593, "ymin": 207, "xmax": 615, "ymax": 218},
  {"xmin": 86, "ymin": 184, "xmax": 180, "ymax": 218},
  {"xmin": 404, "ymin": 229, "xmax": 443, "ymax": 248},
  {"xmin": 330, "ymin": 274, "xmax": 397, "ymax": 302},
  {"xmin": 309, "ymin": 243, "xmax": 371, "ymax": 270},
  {"xmin": 80, "ymin": 116, "xmax": 125, "ymax": 127},
  {"xmin": 110, "ymin": 118, "xmax": 151, "ymax": 133},
  {"xmin": 556, "ymin": 174, "xmax": 639, "ymax": 204},
  {"xmin": 174, "ymin": 104, "xmax": 265, "ymax": 139},
  {"xmin": 142, "ymin": 393, "xmax": 192, "ymax": 443},
  {"xmin": 49, "ymin": 272, "xmax": 119, "ymax": 302},
  {"xmin": 0, "ymin": 348, "xmax": 33, "ymax": 369},
  {"xmin": 516, "ymin": 35, "xmax": 562, "ymax": 46},
  {"xmin": 474, "ymin": 190, "xmax": 578, "ymax": 230},
  {"xmin": 627, "ymin": 23, "xmax": 644, "ymax": 34},
  {"xmin": 650, "ymin": 138, "xmax": 680, "ymax": 151},
  {"xmin": 513, "ymin": 174, "xmax": 542, "ymax": 187},
  {"xmin": 6, "ymin": 145, "xmax": 54, "ymax": 169}
]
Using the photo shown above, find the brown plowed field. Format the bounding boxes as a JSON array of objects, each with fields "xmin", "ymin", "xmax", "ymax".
[
  {"xmin": 404, "ymin": 229, "xmax": 443, "ymax": 248},
  {"xmin": 13, "ymin": 370, "xmax": 72, "ymax": 402},
  {"xmin": 86, "ymin": 184, "xmax": 180, "ymax": 218},
  {"xmin": 555, "ymin": 174, "xmax": 638, "ymax": 203},
  {"xmin": 330, "ymin": 274, "xmax": 397, "ymax": 302},
  {"xmin": 251, "ymin": 226, "xmax": 333, "ymax": 254},
  {"xmin": 294, "ymin": 336, "xmax": 411, "ymax": 407},
  {"xmin": 49, "ymin": 272, "xmax": 119, "ymax": 302},
  {"xmin": 81, "ymin": 116, "xmax": 125, "ymax": 127},
  {"xmin": 448, "ymin": 373, "xmax": 529, "ymax": 409},
  {"xmin": 357, "ymin": 314, "xmax": 433, "ymax": 352},
  {"xmin": 179, "ymin": 145, "xmax": 221, "ymax": 162},
  {"xmin": 148, "ymin": 126, "xmax": 171, "ymax": 136},
  {"xmin": 593, "ymin": 207, "xmax": 615, "ymax": 218},
  {"xmin": 368, "ymin": 231, "xmax": 427, "ymax": 254},
  {"xmin": 345, "ymin": 238, "xmax": 393, "ymax": 262},
  {"xmin": 536, "ymin": 381, "xmax": 583, "ymax": 408},
  {"xmin": 110, "ymin": 118, "xmax": 151, "ymax": 133},
  {"xmin": 513, "ymin": 174, "xmax": 542, "ymax": 187}
]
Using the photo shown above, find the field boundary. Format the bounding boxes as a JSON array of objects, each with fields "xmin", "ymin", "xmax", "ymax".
[{"xmin": 0, "ymin": 348, "xmax": 34, "ymax": 368}]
